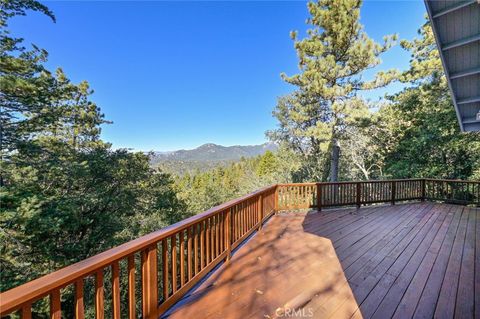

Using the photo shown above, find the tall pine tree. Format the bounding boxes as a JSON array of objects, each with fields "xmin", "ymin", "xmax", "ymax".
[
  {"xmin": 269, "ymin": 0, "xmax": 398, "ymax": 181},
  {"xmin": 1, "ymin": 3, "xmax": 189, "ymax": 316}
]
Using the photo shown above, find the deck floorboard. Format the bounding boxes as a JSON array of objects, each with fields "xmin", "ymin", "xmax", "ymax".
[{"xmin": 163, "ymin": 203, "xmax": 479, "ymax": 319}]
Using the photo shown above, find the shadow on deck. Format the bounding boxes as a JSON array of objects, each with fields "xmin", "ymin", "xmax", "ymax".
[{"xmin": 163, "ymin": 202, "xmax": 479, "ymax": 319}]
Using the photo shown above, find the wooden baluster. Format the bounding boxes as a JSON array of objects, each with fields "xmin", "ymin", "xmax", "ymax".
[
  {"xmin": 206, "ymin": 219, "xmax": 211, "ymax": 264},
  {"xmin": 340, "ymin": 184, "xmax": 344, "ymax": 205},
  {"xmin": 242, "ymin": 204, "xmax": 246, "ymax": 236},
  {"xmin": 356, "ymin": 182, "xmax": 361, "ymax": 208},
  {"xmin": 252, "ymin": 200, "xmax": 255, "ymax": 227},
  {"xmin": 21, "ymin": 304, "xmax": 32, "ymax": 319},
  {"xmin": 162, "ymin": 239, "xmax": 169, "ymax": 301},
  {"xmin": 171, "ymin": 235, "xmax": 177, "ymax": 294},
  {"xmin": 316, "ymin": 183, "xmax": 322, "ymax": 211},
  {"xmin": 50, "ymin": 289, "xmax": 61, "ymax": 319},
  {"xmin": 112, "ymin": 262, "xmax": 120, "ymax": 319},
  {"xmin": 288, "ymin": 186, "xmax": 296, "ymax": 208},
  {"xmin": 245, "ymin": 202, "xmax": 249, "ymax": 231},
  {"xmin": 421, "ymin": 179, "xmax": 426, "ymax": 201},
  {"xmin": 382, "ymin": 183, "xmax": 388, "ymax": 202},
  {"xmin": 216, "ymin": 215, "xmax": 221, "ymax": 256},
  {"xmin": 193, "ymin": 225, "xmax": 198, "ymax": 275},
  {"xmin": 477, "ymin": 182, "xmax": 480, "ymax": 206},
  {"xmin": 200, "ymin": 222, "xmax": 204, "ymax": 269},
  {"xmin": 258, "ymin": 194, "xmax": 263, "ymax": 230},
  {"xmin": 307, "ymin": 186, "xmax": 311, "ymax": 207},
  {"xmin": 352, "ymin": 183, "xmax": 356, "ymax": 204},
  {"xmin": 399, "ymin": 180, "xmax": 402, "ymax": 199},
  {"xmin": 242, "ymin": 201, "xmax": 250, "ymax": 235},
  {"xmin": 250, "ymin": 200, "xmax": 254, "ymax": 229},
  {"xmin": 285, "ymin": 186, "xmax": 288, "ymax": 209},
  {"xmin": 289, "ymin": 186, "xmax": 292, "ymax": 208},
  {"xmin": 127, "ymin": 255, "xmax": 136, "ymax": 319},
  {"xmin": 226, "ymin": 209, "xmax": 232, "ymax": 261},
  {"xmin": 246, "ymin": 202, "xmax": 250, "ymax": 230},
  {"xmin": 296, "ymin": 186, "xmax": 299, "ymax": 208},
  {"xmin": 187, "ymin": 227, "xmax": 193, "ymax": 281},
  {"xmin": 215, "ymin": 215, "xmax": 220, "ymax": 257},
  {"xmin": 296, "ymin": 186, "xmax": 300, "ymax": 209},
  {"xmin": 424, "ymin": 180, "xmax": 428, "ymax": 200},
  {"xmin": 179, "ymin": 231, "xmax": 185, "ymax": 287},
  {"xmin": 391, "ymin": 180, "xmax": 396, "ymax": 205},
  {"xmin": 95, "ymin": 270, "xmax": 104, "ymax": 319},
  {"xmin": 274, "ymin": 186, "xmax": 279, "ymax": 212},
  {"xmin": 297, "ymin": 186, "xmax": 301, "ymax": 209},
  {"xmin": 235, "ymin": 207, "xmax": 239, "ymax": 240},
  {"xmin": 141, "ymin": 245, "xmax": 158, "ymax": 319},
  {"xmin": 221, "ymin": 212, "xmax": 225, "ymax": 252},
  {"xmin": 237, "ymin": 206, "xmax": 241, "ymax": 238},
  {"xmin": 330, "ymin": 184, "xmax": 334, "ymax": 205},
  {"xmin": 306, "ymin": 185, "xmax": 309, "ymax": 207},
  {"xmin": 75, "ymin": 279, "xmax": 85, "ymax": 319},
  {"xmin": 210, "ymin": 216, "xmax": 215, "ymax": 259},
  {"xmin": 218, "ymin": 213, "xmax": 223, "ymax": 253},
  {"xmin": 288, "ymin": 186, "xmax": 291, "ymax": 209}
]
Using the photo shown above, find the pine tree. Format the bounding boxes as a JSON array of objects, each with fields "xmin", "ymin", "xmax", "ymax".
[
  {"xmin": 0, "ymin": 0, "xmax": 56, "ymax": 154},
  {"xmin": 269, "ymin": 0, "xmax": 398, "ymax": 181},
  {"xmin": 379, "ymin": 20, "xmax": 480, "ymax": 179},
  {"xmin": 0, "ymin": 3, "xmax": 189, "ymax": 317}
]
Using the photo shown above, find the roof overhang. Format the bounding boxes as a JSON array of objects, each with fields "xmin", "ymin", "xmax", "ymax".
[{"xmin": 424, "ymin": 0, "xmax": 480, "ymax": 132}]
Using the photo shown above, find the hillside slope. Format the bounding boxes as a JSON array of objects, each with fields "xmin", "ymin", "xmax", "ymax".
[{"xmin": 150, "ymin": 143, "xmax": 277, "ymax": 174}]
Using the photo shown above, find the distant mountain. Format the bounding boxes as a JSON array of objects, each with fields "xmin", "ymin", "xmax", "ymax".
[{"xmin": 149, "ymin": 142, "xmax": 277, "ymax": 174}]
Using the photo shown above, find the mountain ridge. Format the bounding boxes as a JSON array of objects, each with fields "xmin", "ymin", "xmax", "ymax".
[
  {"xmin": 149, "ymin": 142, "xmax": 277, "ymax": 174},
  {"xmin": 150, "ymin": 142, "xmax": 277, "ymax": 163}
]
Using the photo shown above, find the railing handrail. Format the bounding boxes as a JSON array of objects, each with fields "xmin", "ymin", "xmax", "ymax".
[
  {"xmin": 278, "ymin": 178, "xmax": 435, "ymax": 186},
  {"xmin": 424, "ymin": 178, "xmax": 480, "ymax": 183},
  {"xmin": 277, "ymin": 178, "xmax": 429, "ymax": 187},
  {"xmin": 0, "ymin": 184, "xmax": 277, "ymax": 315}
]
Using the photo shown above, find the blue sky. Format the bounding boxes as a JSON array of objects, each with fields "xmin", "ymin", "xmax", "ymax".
[{"xmin": 11, "ymin": 1, "xmax": 426, "ymax": 151}]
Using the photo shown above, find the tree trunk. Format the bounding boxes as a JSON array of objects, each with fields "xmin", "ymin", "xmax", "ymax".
[{"xmin": 329, "ymin": 139, "xmax": 340, "ymax": 182}]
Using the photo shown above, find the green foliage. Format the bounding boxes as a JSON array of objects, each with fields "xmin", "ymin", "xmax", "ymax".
[
  {"xmin": 257, "ymin": 150, "xmax": 276, "ymax": 177},
  {"xmin": 174, "ymin": 147, "xmax": 302, "ymax": 214},
  {"xmin": 269, "ymin": 0, "xmax": 398, "ymax": 181},
  {"xmin": 379, "ymin": 21, "xmax": 480, "ymax": 180},
  {"xmin": 151, "ymin": 143, "xmax": 278, "ymax": 176},
  {"xmin": 0, "ymin": 3, "xmax": 188, "ymax": 318},
  {"xmin": 0, "ymin": 0, "xmax": 56, "ymax": 153}
]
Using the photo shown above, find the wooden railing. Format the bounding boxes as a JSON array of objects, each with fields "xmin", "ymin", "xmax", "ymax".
[
  {"xmin": 0, "ymin": 185, "xmax": 276, "ymax": 319},
  {"xmin": 275, "ymin": 179, "xmax": 478, "ymax": 210},
  {"xmin": 425, "ymin": 179, "xmax": 480, "ymax": 205},
  {"xmin": 0, "ymin": 179, "xmax": 478, "ymax": 318}
]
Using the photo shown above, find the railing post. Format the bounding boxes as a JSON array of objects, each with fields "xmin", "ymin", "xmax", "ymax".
[
  {"xmin": 356, "ymin": 182, "xmax": 361, "ymax": 209},
  {"xmin": 421, "ymin": 179, "xmax": 426, "ymax": 201},
  {"xmin": 141, "ymin": 245, "xmax": 158, "ymax": 319},
  {"xmin": 225, "ymin": 209, "xmax": 232, "ymax": 261},
  {"xmin": 391, "ymin": 180, "xmax": 396, "ymax": 205},
  {"xmin": 258, "ymin": 194, "xmax": 263, "ymax": 230},
  {"xmin": 274, "ymin": 185, "xmax": 279, "ymax": 213},
  {"xmin": 477, "ymin": 181, "xmax": 480, "ymax": 207},
  {"xmin": 316, "ymin": 183, "xmax": 322, "ymax": 211}
]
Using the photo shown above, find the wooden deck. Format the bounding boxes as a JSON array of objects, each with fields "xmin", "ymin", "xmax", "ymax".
[{"xmin": 163, "ymin": 202, "xmax": 479, "ymax": 319}]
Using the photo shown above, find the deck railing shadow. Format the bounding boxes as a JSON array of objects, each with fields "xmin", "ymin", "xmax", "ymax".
[
  {"xmin": 163, "ymin": 212, "xmax": 354, "ymax": 318},
  {"xmin": 298, "ymin": 202, "xmax": 432, "ymax": 318}
]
